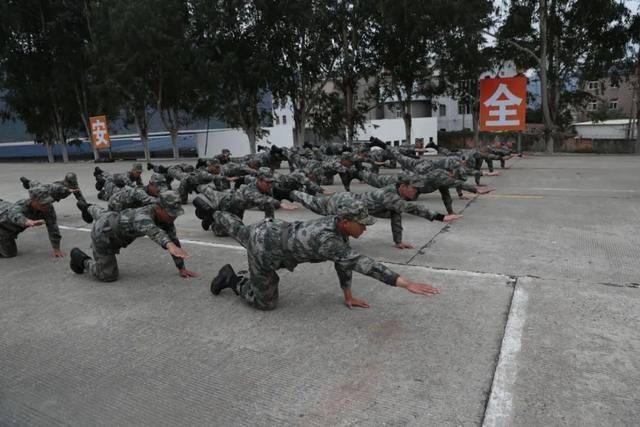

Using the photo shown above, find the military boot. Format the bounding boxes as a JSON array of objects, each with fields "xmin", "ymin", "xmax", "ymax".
[
  {"xmin": 70, "ymin": 248, "xmax": 91, "ymax": 274},
  {"xmin": 19, "ymin": 177, "xmax": 31, "ymax": 189},
  {"xmin": 210, "ymin": 264, "xmax": 241, "ymax": 295},
  {"xmin": 192, "ymin": 197, "xmax": 215, "ymax": 230},
  {"xmin": 77, "ymin": 200, "xmax": 94, "ymax": 223}
]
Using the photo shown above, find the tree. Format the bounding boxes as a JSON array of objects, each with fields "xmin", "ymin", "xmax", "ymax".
[
  {"xmin": 326, "ymin": 0, "xmax": 377, "ymax": 143},
  {"xmin": 148, "ymin": 0, "xmax": 197, "ymax": 159},
  {"xmin": 493, "ymin": 0, "xmax": 634, "ymax": 152},
  {"xmin": 193, "ymin": 0, "xmax": 278, "ymax": 154},
  {"xmin": 0, "ymin": 0, "xmax": 87, "ymax": 163},
  {"xmin": 269, "ymin": 0, "xmax": 342, "ymax": 146},
  {"xmin": 99, "ymin": 0, "xmax": 162, "ymax": 161},
  {"xmin": 370, "ymin": 0, "xmax": 494, "ymax": 146}
]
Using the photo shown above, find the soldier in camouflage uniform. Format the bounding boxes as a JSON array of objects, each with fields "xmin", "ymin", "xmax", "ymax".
[
  {"xmin": 358, "ymin": 168, "xmax": 492, "ymax": 214},
  {"xmin": 192, "ymin": 168, "xmax": 296, "ymax": 236},
  {"xmin": 242, "ymin": 168, "xmax": 333, "ymax": 201},
  {"xmin": 20, "ymin": 172, "xmax": 87, "ymax": 204},
  {"xmin": 104, "ymin": 173, "xmax": 169, "ymax": 212},
  {"xmin": 95, "ymin": 163, "xmax": 144, "ymax": 188},
  {"xmin": 465, "ymin": 147, "xmax": 503, "ymax": 174},
  {"xmin": 0, "ymin": 185, "xmax": 64, "ymax": 258},
  {"xmin": 209, "ymin": 194, "xmax": 441, "ymax": 311},
  {"xmin": 69, "ymin": 191, "xmax": 198, "ymax": 282},
  {"xmin": 292, "ymin": 176, "xmax": 461, "ymax": 249},
  {"xmin": 216, "ymin": 148, "xmax": 232, "ymax": 164}
]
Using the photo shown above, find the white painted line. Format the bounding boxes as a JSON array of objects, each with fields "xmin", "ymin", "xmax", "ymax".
[
  {"xmin": 180, "ymin": 239, "xmax": 245, "ymax": 251},
  {"xmin": 482, "ymin": 285, "xmax": 529, "ymax": 427},
  {"xmin": 59, "ymin": 225, "xmax": 246, "ymax": 251}
]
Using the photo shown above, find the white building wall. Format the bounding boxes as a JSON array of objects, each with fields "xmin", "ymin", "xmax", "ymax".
[
  {"xmin": 353, "ymin": 117, "xmax": 438, "ymax": 145},
  {"xmin": 197, "ymin": 125, "xmax": 294, "ymax": 158},
  {"xmin": 574, "ymin": 124, "xmax": 630, "ymax": 139}
]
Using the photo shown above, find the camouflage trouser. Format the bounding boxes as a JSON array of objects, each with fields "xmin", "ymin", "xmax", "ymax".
[
  {"xmin": 85, "ymin": 205, "xmax": 119, "ymax": 282},
  {"xmin": 339, "ymin": 171, "xmax": 357, "ymax": 192},
  {"xmin": 320, "ymin": 173, "xmax": 335, "ymax": 185},
  {"xmin": 290, "ymin": 191, "xmax": 331, "ymax": 216},
  {"xmin": 0, "ymin": 231, "xmax": 18, "ymax": 258},
  {"xmin": 214, "ymin": 211, "xmax": 280, "ymax": 311},
  {"xmin": 500, "ymin": 158, "xmax": 506, "ymax": 168},
  {"xmin": 485, "ymin": 158, "xmax": 495, "ymax": 173}
]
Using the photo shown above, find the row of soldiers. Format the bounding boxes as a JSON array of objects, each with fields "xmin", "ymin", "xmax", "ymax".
[{"xmin": 0, "ymin": 138, "xmax": 519, "ymax": 310}]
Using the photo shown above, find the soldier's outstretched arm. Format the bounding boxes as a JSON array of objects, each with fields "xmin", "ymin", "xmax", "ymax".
[
  {"xmin": 43, "ymin": 205, "xmax": 63, "ymax": 257},
  {"xmin": 319, "ymin": 236, "xmax": 439, "ymax": 308}
]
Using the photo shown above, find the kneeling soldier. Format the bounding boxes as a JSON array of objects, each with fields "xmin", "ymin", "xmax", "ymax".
[
  {"xmin": 292, "ymin": 176, "xmax": 462, "ymax": 249},
  {"xmin": 69, "ymin": 191, "xmax": 198, "ymax": 281},
  {"xmin": 0, "ymin": 185, "xmax": 64, "ymax": 258},
  {"xmin": 210, "ymin": 195, "xmax": 440, "ymax": 311}
]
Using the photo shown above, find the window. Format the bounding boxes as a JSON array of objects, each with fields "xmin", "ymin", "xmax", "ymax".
[
  {"xmin": 587, "ymin": 81, "xmax": 599, "ymax": 90},
  {"xmin": 458, "ymin": 103, "xmax": 470, "ymax": 115},
  {"xmin": 608, "ymin": 99, "xmax": 618, "ymax": 110},
  {"xmin": 587, "ymin": 101, "xmax": 598, "ymax": 111},
  {"xmin": 274, "ymin": 115, "xmax": 280, "ymax": 125},
  {"xmin": 439, "ymin": 104, "xmax": 447, "ymax": 117},
  {"xmin": 282, "ymin": 115, "xmax": 287, "ymax": 125}
]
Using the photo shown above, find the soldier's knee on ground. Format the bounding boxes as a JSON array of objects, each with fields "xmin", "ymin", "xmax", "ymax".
[{"xmin": 0, "ymin": 238, "xmax": 18, "ymax": 258}]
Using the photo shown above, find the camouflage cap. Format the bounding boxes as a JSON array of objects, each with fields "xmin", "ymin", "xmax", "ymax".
[
  {"xmin": 206, "ymin": 158, "xmax": 221, "ymax": 167},
  {"xmin": 29, "ymin": 185, "xmax": 53, "ymax": 205},
  {"xmin": 158, "ymin": 191, "xmax": 185, "ymax": 217},
  {"xmin": 149, "ymin": 173, "xmax": 169, "ymax": 190},
  {"xmin": 63, "ymin": 172, "xmax": 79, "ymax": 188},
  {"xmin": 256, "ymin": 167, "xmax": 275, "ymax": 182},
  {"xmin": 113, "ymin": 175, "xmax": 128, "ymax": 188},
  {"xmin": 132, "ymin": 163, "xmax": 143, "ymax": 172},
  {"xmin": 340, "ymin": 151, "xmax": 356, "ymax": 161},
  {"xmin": 332, "ymin": 193, "xmax": 376, "ymax": 226},
  {"xmin": 221, "ymin": 149, "xmax": 231, "ymax": 155}
]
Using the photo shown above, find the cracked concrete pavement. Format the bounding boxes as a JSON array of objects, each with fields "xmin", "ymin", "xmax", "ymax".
[{"xmin": 1, "ymin": 154, "xmax": 639, "ymax": 425}]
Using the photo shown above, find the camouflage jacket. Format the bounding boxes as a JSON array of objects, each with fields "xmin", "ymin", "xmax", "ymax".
[
  {"xmin": 91, "ymin": 205, "xmax": 175, "ymax": 252},
  {"xmin": 360, "ymin": 169, "xmax": 476, "ymax": 194},
  {"xmin": 393, "ymin": 153, "xmax": 436, "ymax": 175},
  {"xmin": 321, "ymin": 157, "xmax": 350, "ymax": 175},
  {"xmin": 0, "ymin": 199, "xmax": 61, "ymax": 249},
  {"xmin": 46, "ymin": 181, "xmax": 85, "ymax": 203},
  {"xmin": 198, "ymin": 182, "xmax": 281, "ymax": 215},
  {"xmin": 108, "ymin": 186, "xmax": 158, "ymax": 211},
  {"xmin": 216, "ymin": 212, "xmax": 400, "ymax": 289},
  {"xmin": 358, "ymin": 186, "xmax": 441, "ymax": 243}
]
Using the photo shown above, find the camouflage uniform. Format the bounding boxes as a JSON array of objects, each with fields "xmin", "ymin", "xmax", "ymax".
[
  {"xmin": 244, "ymin": 170, "xmax": 324, "ymax": 201},
  {"xmin": 359, "ymin": 169, "xmax": 477, "ymax": 214},
  {"xmin": 108, "ymin": 186, "xmax": 158, "ymax": 211},
  {"xmin": 213, "ymin": 196, "xmax": 399, "ymax": 310},
  {"xmin": 24, "ymin": 173, "xmax": 86, "ymax": 204},
  {"xmin": 82, "ymin": 192, "xmax": 185, "ymax": 282},
  {"xmin": 292, "ymin": 181, "xmax": 445, "ymax": 244},
  {"xmin": 0, "ymin": 187, "xmax": 60, "ymax": 258},
  {"xmin": 194, "ymin": 168, "xmax": 282, "ymax": 236}
]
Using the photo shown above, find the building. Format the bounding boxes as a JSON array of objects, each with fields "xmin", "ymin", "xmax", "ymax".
[
  {"xmin": 577, "ymin": 75, "xmax": 636, "ymax": 122},
  {"xmin": 573, "ymin": 119, "xmax": 637, "ymax": 140}
]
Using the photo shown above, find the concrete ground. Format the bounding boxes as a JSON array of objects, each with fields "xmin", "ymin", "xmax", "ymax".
[{"xmin": 0, "ymin": 154, "xmax": 639, "ymax": 426}]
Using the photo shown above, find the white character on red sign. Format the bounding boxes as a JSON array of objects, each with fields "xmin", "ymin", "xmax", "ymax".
[
  {"xmin": 484, "ymin": 83, "xmax": 522, "ymax": 127},
  {"xmin": 92, "ymin": 119, "xmax": 108, "ymax": 146}
]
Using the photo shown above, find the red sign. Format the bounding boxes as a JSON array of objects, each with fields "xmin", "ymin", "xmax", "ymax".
[
  {"xmin": 479, "ymin": 76, "xmax": 527, "ymax": 132},
  {"xmin": 89, "ymin": 115, "xmax": 111, "ymax": 149}
]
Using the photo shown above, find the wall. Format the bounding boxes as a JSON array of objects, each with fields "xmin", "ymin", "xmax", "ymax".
[
  {"xmin": 574, "ymin": 124, "xmax": 631, "ymax": 140},
  {"xmin": 353, "ymin": 117, "xmax": 438, "ymax": 145},
  {"xmin": 197, "ymin": 126, "xmax": 294, "ymax": 158},
  {"xmin": 438, "ymin": 130, "xmax": 637, "ymax": 154}
]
